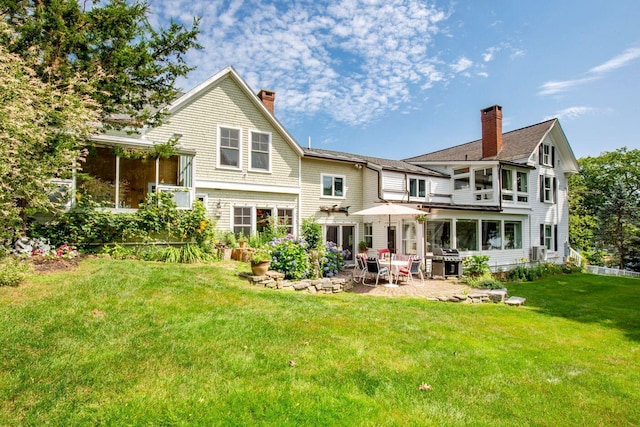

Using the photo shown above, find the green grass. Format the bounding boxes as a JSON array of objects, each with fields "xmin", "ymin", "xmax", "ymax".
[{"xmin": 1, "ymin": 260, "xmax": 639, "ymax": 426}]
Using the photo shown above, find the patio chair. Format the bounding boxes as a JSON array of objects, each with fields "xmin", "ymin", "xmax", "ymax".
[
  {"xmin": 397, "ymin": 257, "xmax": 424, "ymax": 286},
  {"xmin": 365, "ymin": 258, "xmax": 390, "ymax": 286},
  {"xmin": 352, "ymin": 253, "xmax": 368, "ymax": 284}
]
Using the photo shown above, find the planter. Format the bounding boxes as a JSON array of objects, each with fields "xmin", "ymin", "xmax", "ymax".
[{"xmin": 251, "ymin": 260, "xmax": 270, "ymax": 276}]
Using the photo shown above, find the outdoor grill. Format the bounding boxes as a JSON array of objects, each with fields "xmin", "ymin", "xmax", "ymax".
[{"xmin": 430, "ymin": 248, "xmax": 463, "ymax": 279}]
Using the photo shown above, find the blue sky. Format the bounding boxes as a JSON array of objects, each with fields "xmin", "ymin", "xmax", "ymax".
[{"xmin": 149, "ymin": 0, "xmax": 640, "ymax": 160}]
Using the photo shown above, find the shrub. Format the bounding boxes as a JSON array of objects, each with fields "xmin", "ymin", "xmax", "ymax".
[
  {"xmin": 301, "ymin": 217, "xmax": 322, "ymax": 250},
  {"xmin": 319, "ymin": 241, "xmax": 349, "ymax": 277},
  {"xmin": 269, "ymin": 235, "xmax": 311, "ymax": 280},
  {"xmin": 0, "ymin": 258, "xmax": 32, "ymax": 287},
  {"xmin": 463, "ymin": 255, "xmax": 490, "ymax": 278},
  {"xmin": 467, "ymin": 275, "xmax": 504, "ymax": 290}
]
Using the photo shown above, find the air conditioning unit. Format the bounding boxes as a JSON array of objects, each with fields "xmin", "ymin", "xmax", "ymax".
[{"xmin": 531, "ymin": 246, "xmax": 547, "ymax": 262}]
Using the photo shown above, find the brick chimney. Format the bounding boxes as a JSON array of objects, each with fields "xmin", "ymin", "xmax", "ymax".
[
  {"xmin": 481, "ymin": 105, "xmax": 503, "ymax": 158},
  {"xmin": 257, "ymin": 89, "xmax": 275, "ymax": 114}
]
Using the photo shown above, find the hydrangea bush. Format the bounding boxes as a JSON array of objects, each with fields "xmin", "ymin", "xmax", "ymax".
[
  {"xmin": 319, "ymin": 242, "xmax": 350, "ymax": 277},
  {"xmin": 269, "ymin": 234, "xmax": 312, "ymax": 280}
]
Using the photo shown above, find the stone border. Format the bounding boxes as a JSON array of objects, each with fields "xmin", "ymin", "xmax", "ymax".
[
  {"xmin": 240, "ymin": 272, "xmax": 526, "ymax": 305},
  {"xmin": 239, "ymin": 271, "xmax": 353, "ymax": 294}
]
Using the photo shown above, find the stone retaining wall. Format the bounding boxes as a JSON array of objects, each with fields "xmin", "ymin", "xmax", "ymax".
[{"xmin": 239, "ymin": 271, "xmax": 353, "ymax": 294}]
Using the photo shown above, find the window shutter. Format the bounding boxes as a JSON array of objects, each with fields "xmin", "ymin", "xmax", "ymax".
[
  {"xmin": 540, "ymin": 175, "xmax": 544, "ymax": 202},
  {"xmin": 551, "ymin": 147, "xmax": 556, "ymax": 168},
  {"xmin": 538, "ymin": 145, "xmax": 543, "ymax": 164},
  {"xmin": 540, "ymin": 224, "xmax": 544, "ymax": 246},
  {"xmin": 554, "ymin": 225, "xmax": 558, "ymax": 251},
  {"xmin": 553, "ymin": 177, "xmax": 558, "ymax": 203}
]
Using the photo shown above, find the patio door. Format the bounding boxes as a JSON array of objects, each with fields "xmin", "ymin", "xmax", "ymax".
[{"xmin": 325, "ymin": 225, "xmax": 355, "ymax": 261}]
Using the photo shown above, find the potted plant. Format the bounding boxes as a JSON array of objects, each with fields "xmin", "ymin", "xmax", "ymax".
[
  {"xmin": 358, "ymin": 240, "xmax": 369, "ymax": 253},
  {"xmin": 250, "ymin": 244, "xmax": 272, "ymax": 276},
  {"xmin": 414, "ymin": 213, "xmax": 428, "ymax": 223},
  {"xmin": 237, "ymin": 235, "xmax": 248, "ymax": 249}
]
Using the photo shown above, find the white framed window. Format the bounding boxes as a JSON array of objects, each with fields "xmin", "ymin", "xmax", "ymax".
[
  {"xmin": 363, "ymin": 222, "xmax": 373, "ymax": 248},
  {"xmin": 474, "ymin": 168, "xmax": 493, "ymax": 201},
  {"xmin": 504, "ymin": 221, "xmax": 522, "ymax": 249},
  {"xmin": 502, "ymin": 169, "xmax": 529, "ymax": 203},
  {"xmin": 409, "ymin": 178, "xmax": 426, "ymax": 198},
  {"xmin": 321, "ymin": 174, "xmax": 345, "ymax": 198},
  {"xmin": 456, "ymin": 219, "xmax": 478, "ymax": 251},
  {"xmin": 402, "ymin": 220, "xmax": 417, "ymax": 255},
  {"xmin": 544, "ymin": 224, "xmax": 553, "ymax": 250},
  {"xmin": 277, "ymin": 208, "xmax": 294, "ymax": 235},
  {"xmin": 541, "ymin": 175, "xmax": 556, "ymax": 203},
  {"xmin": 481, "ymin": 220, "xmax": 501, "ymax": 250},
  {"xmin": 250, "ymin": 130, "xmax": 271, "ymax": 172},
  {"xmin": 218, "ymin": 126, "xmax": 241, "ymax": 169},
  {"xmin": 539, "ymin": 143, "xmax": 555, "ymax": 167},
  {"xmin": 501, "ymin": 169, "xmax": 513, "ymax": 201},
  {"xmin": 324, "ymin": 224, "xmax": 355, "ymax": 261},
  {"xmin": 517, "ymin": 171, "xmax": 529, "ymax": 202},
  {"xmin": 453, "ymin": 167, "xmax": 470, "ymax": 190},
  {"xmin": 233, "ymin": 206, "xmax": 252, "ymax": 237}
]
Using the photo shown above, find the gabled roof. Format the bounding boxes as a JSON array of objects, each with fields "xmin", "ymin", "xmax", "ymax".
[
  {"xmin": 167, "ymin": 66, "xmax": 304, "ymax": 157},
  {"xmin": 303, "ymin": 147, "xmax": 448, "ymax": 177},
  {"xmin": 404, "ymin": 119, "xmax": 557, "ymax": 163}
]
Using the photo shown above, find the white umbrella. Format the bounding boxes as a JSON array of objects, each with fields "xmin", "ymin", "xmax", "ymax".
[{"xmin": 351, "ymin": 202, "xmax": 427, "ymax": 286}]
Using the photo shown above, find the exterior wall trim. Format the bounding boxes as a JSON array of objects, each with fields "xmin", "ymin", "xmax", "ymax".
[{"xmin": 195, "ymin": 179, "xmax": 301, "ymax": 195}]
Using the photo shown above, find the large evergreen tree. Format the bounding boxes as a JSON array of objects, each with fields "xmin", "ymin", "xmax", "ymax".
[
  {"xmin": 1, "ymin": 0, "xmax": 200, "ymax": 128},
  {"xmin": 0, "ymin": 1, "xmax": 200, "ymax": 243}
]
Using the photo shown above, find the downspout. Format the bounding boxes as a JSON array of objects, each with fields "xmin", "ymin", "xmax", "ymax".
[{"xmin": 366, "ymin": 162, "xmax": 385, "ymax": 201}]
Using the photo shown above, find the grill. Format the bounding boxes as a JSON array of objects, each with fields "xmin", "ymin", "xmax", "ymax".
[{"xmin": 431, "ymin": 248, "xmax": 463, "ymax": 278}]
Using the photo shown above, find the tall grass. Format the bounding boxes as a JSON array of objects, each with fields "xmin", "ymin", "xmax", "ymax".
[{"xmin": 1, "ymin": 260, "xmax": 638, "ymax": 425}]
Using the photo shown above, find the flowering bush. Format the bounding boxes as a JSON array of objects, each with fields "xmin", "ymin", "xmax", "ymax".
[
  {"xmin": 54, "ymin": 244, "xmax": 80, "ymax": 259},
  {"xmin": 319, "ymin": 242, "xmax": 349, "ymax": 277},
  {"xmin": 269, "ymin": 234, "xmax": 311, "ymax": 280}
]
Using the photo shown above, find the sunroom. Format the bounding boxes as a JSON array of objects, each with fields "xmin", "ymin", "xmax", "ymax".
[{"xmin": 77, "ymin": 136, "xmax": 195, "ymax": 210}]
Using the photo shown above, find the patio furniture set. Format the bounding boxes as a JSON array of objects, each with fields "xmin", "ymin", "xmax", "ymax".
[{"xmin": 352, "ymin": 249, "xmax": 425, "ymax": 288}]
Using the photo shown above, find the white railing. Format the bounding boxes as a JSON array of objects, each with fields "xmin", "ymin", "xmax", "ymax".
[
  {"xmin": 585, "ymin": 265, "xmax": 640, "ymax": 278},
  {"xmin": 567, "ymin": 247, "xmax": 583, "ymax": 266}
]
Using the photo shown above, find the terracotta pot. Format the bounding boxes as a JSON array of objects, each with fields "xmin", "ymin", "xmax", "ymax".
[{"xmin": 251, "ymin": 260, "xmax": 270, "ymax": 276}]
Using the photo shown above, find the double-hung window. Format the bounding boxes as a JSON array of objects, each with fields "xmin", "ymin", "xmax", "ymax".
[
  {"xmin": 540, "ymin": 175, "xmax": 556, "ymax": 203},
  {"xmin": 219, "ymin": 126, "xmax": 241, "ymax": 168},
  {"xmin": 250, "ymin": 131, "xmax": 270, "ymax": 172},
  {"xmin": 277, "ymin": 208, "xmax": 294, "ymax": 235},
  {"xmin": 322, "ymin": 174, "xmax": 345, "ymax": 198},
  {"xmin": 363, "ymin": 223, "xmax": 373, "ymax": 249}
]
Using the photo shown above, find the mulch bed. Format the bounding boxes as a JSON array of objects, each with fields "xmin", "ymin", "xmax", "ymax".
[{"xmin": 29, "ymin": 256, "xmax": 81, "ymax": 273}]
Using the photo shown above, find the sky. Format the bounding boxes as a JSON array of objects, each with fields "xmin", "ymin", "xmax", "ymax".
[{"xmin": 147, "ymin": 0, "xmax": 640, "ymax": 160}]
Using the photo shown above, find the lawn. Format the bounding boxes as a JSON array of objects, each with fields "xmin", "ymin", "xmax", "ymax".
[{"xmin": 1, "ymin": 259, "xmax": 639, "ymax": 426}]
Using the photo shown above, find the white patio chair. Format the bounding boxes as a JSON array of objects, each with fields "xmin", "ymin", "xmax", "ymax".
[
  {"xmin": 352, "ymin": 254, "xmax": 368, "ymax": 284},
  {"xmin": 397, "ymin": 257, "xmax": 424, "ymax": 286}
]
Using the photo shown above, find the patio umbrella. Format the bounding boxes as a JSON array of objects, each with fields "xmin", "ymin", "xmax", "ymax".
[{"xmin": 351, "ymin": 202, "xmax": 427, "ymax": 286}]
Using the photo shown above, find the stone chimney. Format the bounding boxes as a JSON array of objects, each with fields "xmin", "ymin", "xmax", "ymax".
[
  {"xmin": 258, "ymin": 89, "xmax": 275, "ymax": 114},
  {"xmin": 481, "ymin": 105, "xmax": 503, "ymax": 158}
]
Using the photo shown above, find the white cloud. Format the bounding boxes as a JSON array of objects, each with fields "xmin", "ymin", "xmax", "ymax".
[
  {"xmin": 483, "ymin": 47, "xmax": 499, "ymax": 62},
  {"xmin": 589, "ymin": 47, "xmax": 640, "ymax": 74},
  {"xmin": 147, "ymin": 0, "xmax": 460, "ymax": 126},
  {"xmin": 477, "ymin": 72, "xmax": 489, "ymax": 78},
  {"xmin": 543, "ymin": 106, "xmax": 596, "ymax": 121},
  {"xmin": 539, "ymin": 46, "xmax": 640, "ymax": 96},
  {"xmin": 450, "ymin": 57, "xmax": 473, "ymax": 73}
]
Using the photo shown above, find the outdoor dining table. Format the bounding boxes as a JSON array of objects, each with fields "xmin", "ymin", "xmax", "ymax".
[{"xmin": 383, "ymin": 259, "xmax": 411, "ymax": 287}]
